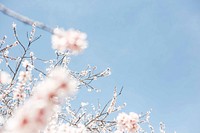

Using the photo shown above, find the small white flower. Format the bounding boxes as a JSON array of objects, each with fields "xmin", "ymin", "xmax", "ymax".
[
  {"xmin": 3, "ymin": 50, "xmax": 9, "ymax": 56},
  {"xmin": 13, "ymin": 41, "xmax": 19, "ymax": 46},
  {"xmin": 12, "ymin": 22, "xmax": 16, "ymax": 29},
  {"xmin": 22, "ymin": 60, "xmax": 33, "ymax": 70},
  {"xmin": 30, "ymin": 52, "xmax": 34, "ymax": 57},
  {"xmin": 18, "ymin": 71, "xmax": 32, "ymax": 82},
  {"xmin": 13, "ymin": 90, "xmax": 26, "ymax": 101},
  {"xmin": 80, "ymin": 70, "xmax": 88, "ymax": 76},
  {"xmin": 81, "ymin": 102, "xmax": 89, "ymax": 107},
  {"xmin": 22, "ymin": 60, "xmax": 34, "ymax": 71}
]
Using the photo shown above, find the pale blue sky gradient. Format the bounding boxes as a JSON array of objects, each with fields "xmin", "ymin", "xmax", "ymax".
[{"xmin": 1, "ymin": 0, "xmax": 200, "ymax": 132}]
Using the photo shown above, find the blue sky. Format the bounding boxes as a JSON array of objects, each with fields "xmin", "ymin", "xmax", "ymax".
[{"xmin": 1, "ymin": 0, "xmax": 200, "ymax": 132}]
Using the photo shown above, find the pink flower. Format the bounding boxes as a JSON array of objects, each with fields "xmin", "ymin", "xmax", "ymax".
[
  {"xmin": 116, "ymin": 112, "xmax": 139, "ymax": 133},
  {"xmin": 4, "ymin": 98, "xmax": 53, "ymax": 133},
  {"xmin": 52, "ymin": 28, "xmax": 88, "ymax": 54},
  {"xmin": 18, "ymin": 71, "xmax": 31, "ymax": 82},
  {"xmin": 13, "ymin": 90, "xmax": 26, "ymax": 101},
  {"xmin": 34, "ymin": 67, "xmax": 79, "ymax": 101},
  {"xmin": 3, "ymin": 67, "xmax": 79, "ymax": 133}
]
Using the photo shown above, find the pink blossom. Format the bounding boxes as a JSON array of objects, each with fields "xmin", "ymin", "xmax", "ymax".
[
  {"xmin": 52, "ymin": 28, "xmax": 88, "ymax": 54},
  {"xmin": 34, "ymin": 67, "xmax": 79, "ymax": 101},
  {"xmin": 13, "ymin": 90, "xmax": 26, "ymax": 101},
  {"xmin": 116, "ymin": 112, "xmax": 139, "ymax": 133},
  {"xmin": 4, "ymin": 98, "xmax": 53, "ymax": 133},
  {"xmin": 18, "ymin": 71, "xmax": 31, "ymax": 82},
  {"xmin": 3, "ymin": 67, "xmax": 79, "ymax": 133}
]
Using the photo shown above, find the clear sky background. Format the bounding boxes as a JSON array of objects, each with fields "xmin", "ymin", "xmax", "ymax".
[{"xmin": 1, "ymin": 0, "xmax": 200, "ymax": 132}]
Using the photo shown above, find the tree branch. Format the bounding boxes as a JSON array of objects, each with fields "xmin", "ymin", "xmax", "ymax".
[{"xmin": 0, "ymin": 3, "xmax": 54, "ymax": 34}]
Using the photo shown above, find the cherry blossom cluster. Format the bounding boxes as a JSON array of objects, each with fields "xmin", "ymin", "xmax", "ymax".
[
  {"xmin": 13, "ymin": 60, "xmax": 33, "ymax": 101},
  {"xmin": 3, "ymin": 67, "xmax": 78, "ymax": 133},
  {"xmin": 115, "ymin": 112, "xmax": 139, "ymax": 133},
  {"xmin": 52, "ymin": 28, "xmax": 88, "ymax": 54},
  {"xmin": 44, "ymin": 123, "xmax": 87, "ymax": 133}
]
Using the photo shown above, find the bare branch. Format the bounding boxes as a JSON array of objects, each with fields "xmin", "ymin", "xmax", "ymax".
[{"xmin": 0, "ymin": 3, "xmax": 54, "ymax": 34}]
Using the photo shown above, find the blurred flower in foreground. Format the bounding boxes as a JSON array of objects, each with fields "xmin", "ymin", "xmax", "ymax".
[
  {"xmin": 0, "ymin": 71, "xmax": 11, "ymax": 84},
  {"xmin": 3, "ymin": 67, "xmax": 79, "ymax": 133},
  {"xmin": 52, "ymin": 28, "xmax": 88, "ymax": 54},
  {"xmin": 44, "ymin": 123, "xmax": 87, "ymax": 133}
]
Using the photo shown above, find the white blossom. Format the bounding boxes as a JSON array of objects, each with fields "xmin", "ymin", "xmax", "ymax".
[
  {"xmin": 22, "ymin": 60, "xmax": 34, "ymax": 70},
  {"xmin": 12, "ymin": 22, "xmax": 16, "ymax": 29},
  {"xmin": 0, "ymin": 71, "xmax": 11, "ymax": 84},
  {"xmin": 18, "ymin": 71, "xmax": 32, "ymax": 82},
  {"xmin": 116, "ymin": 112, "xmax": 139, "ymax": 133},
  {"xmin": 100, "ymin": 68, "xmax": 111, "ymax": 77},
  {"xmin": 52, "ymin": 28, "xmax": 88, "ymax": 54},
  {"xmin": 13, "ymin": 90, "xmax": 26, "ymax": 101},
  {"xmin": 81, "ymin": 102, "xmax": 89, "ymax": 107}
]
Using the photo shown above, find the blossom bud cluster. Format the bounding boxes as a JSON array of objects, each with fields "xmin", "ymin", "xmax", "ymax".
[
  {"xmin": 29, "ymin": 23, "xmax": 36, "ymax": 41},
  {"xmin": 100, "ymin": 68, "xmax": 111, "ymax": 77},
  {"xmin": 13, "ymin": 60, "xmax": 33, "ymax": 101},
  {"xmin": 107, "ymin": 88, "xmax": 117, "ymax": 114}
]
